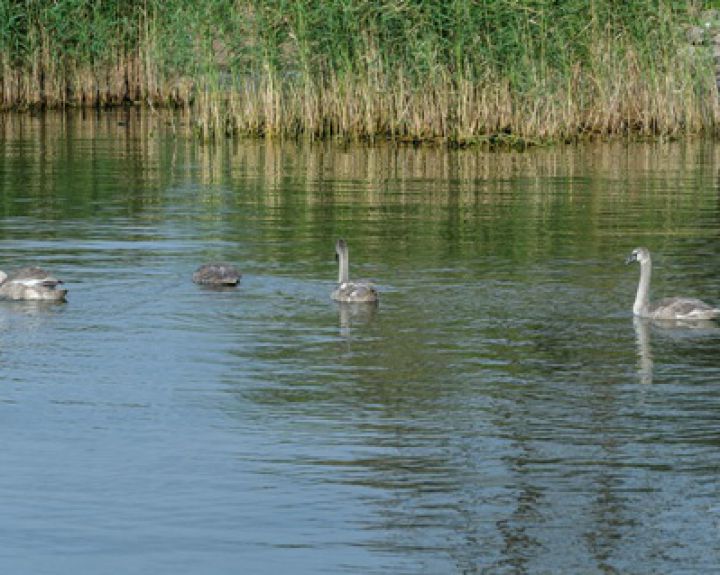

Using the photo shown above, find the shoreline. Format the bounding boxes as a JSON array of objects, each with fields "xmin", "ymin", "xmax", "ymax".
[{"xmin": 2, "ymin": 107, "xmax": 717, "ymax": 149}]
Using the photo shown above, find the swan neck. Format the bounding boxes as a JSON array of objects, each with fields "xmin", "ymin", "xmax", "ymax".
[
  {"xmin": 634, "ymin": 258, "xmax": 651, "ymax": 316},
  {"xmin": 338, "ymin": 247, "xmax": 349, "ymax": 284}
]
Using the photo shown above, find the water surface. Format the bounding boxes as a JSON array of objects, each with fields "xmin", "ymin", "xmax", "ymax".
[{"xmin": 1, "ymin": 111, "xmax": 720, "ymax": 574}]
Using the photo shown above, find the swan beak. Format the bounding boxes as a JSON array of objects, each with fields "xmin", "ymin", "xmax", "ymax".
[{"xmin": 625, "ymin": 253, "xmax": 637, "ymax": 265}]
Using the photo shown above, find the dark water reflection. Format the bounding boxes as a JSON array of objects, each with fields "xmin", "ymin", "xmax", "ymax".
[{"xmin": 1, "ymin": 111, "xmax": 720, "ymax": 573}]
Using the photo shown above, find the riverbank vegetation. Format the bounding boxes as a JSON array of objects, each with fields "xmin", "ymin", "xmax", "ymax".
[{"xmin": 1, "ymin": 1, "xmax": 718, "ymax": 143}]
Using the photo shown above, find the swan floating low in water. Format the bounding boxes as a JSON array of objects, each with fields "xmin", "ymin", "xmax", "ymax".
[
  {"xmin": 0, "ymin": 267, "xmax": 67, "ymax": 301},
  {"xmin": 626, "ymin": 247, "xmax": 720, "ymax": 320},
  {"xmin": 331, "ymin": 239, "xmax": 378, "ymax": 303},
  {"xmin": 192, "ymin": 263, "xmax": 241, "ymax": 286}
]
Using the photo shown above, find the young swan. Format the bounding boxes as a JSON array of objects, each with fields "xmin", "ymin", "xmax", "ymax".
[
  {"xmin": 192, "ymin": 263, "xmax": 241, "ymax": 286},
  {"xmin": 0, "ymin": 267, "xmax": 67, "ymax": 301},
  {"xmin": 626, "ymin": 247, "xmax": 720, "ymax": 320},
  {"xmin": 331, "ymin": 239, "xmax": 379, "ymax": 303}
]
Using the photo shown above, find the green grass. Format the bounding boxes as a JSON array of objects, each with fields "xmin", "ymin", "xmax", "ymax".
[{"xmin": 1, "ymin": 0, "xmax": 718, "ymax": 143}]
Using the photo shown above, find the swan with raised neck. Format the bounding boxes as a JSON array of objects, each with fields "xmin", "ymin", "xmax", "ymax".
[
  {"xmin": 331, "ymin": 239, "xmax": 378, "ymax": 303},
  {"xmin": 626, "ymin": 247, "xmax": 719, "ymax": 320}
]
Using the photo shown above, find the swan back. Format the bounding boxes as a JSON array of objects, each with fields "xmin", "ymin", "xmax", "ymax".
[
  {"xmin": 192, "ymin": 263, "xmax": 241, "ymax": 286},
  {"xmin": 332, "ymin": 281, "xmax": 379, "ymax": 303},
  {"xmin": 648, "ymin": 297, "xmax": 720, "ymax": 320}
]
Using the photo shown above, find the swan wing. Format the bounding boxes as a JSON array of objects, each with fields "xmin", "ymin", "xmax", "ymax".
[
  {"xmin": 5, "ymin": 267, "xmax": 63, "ymax": 288},
  {"xmin": 651, "ymin": 297, "xmax": 720, "ymax": 319}
]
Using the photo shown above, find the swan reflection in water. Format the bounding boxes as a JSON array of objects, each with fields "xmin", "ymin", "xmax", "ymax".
[
  {"xmin": 633, "ymin": 316, "xmax": 719, "ymax": 385},
  {"xmin": 633, "ymin": 317, "xmax": 654, "ymax": 385},
  {"xmin": 337, "ymin": 301, "xmax": 378, "ymax": 337}
]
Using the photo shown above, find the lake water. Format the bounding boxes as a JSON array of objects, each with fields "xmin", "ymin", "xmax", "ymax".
[{"xmin": 1, "ymin": 110, "xmax": 720, "ymax": 574}]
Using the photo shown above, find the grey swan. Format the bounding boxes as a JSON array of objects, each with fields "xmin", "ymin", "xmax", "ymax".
[
  {"xmin": 331, "ymin": 239, "xmax": 378, "ymax": 303},
  {"xmin": 192, "ymin": 263, "xmax": 241, "ymax": 286},
  {"xmin": 626, "ymin": 247, "xmax": 720, "ymax": 320},
  {"xmin": 0, "ymin": 267, "xmax": 67, "ymax": 301}
]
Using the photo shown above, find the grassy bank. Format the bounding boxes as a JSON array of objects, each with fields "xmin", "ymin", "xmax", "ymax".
[{"xmin": 1, "ymin": 1, "xmax": 718, "ymax": 143}]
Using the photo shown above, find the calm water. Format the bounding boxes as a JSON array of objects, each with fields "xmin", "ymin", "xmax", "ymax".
[{"xmin": 1, "ymin": 111, "xmax": 720, "ymax": 574}]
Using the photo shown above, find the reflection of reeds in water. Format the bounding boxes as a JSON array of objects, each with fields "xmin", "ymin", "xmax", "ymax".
[
  {"xmin": 2, "ymin": 112, "xmax": 720, "ymax": 246},
  {"xmin": 3, "ymin": 110, "xmax": 720, "ymax": 194},
  {"xmin": 0, "ymin": 110, "xmax": 174, "ymax": 221},
  {"xmin": 2, "ymin": 109, "xmax": 720, "ymax": 275}
]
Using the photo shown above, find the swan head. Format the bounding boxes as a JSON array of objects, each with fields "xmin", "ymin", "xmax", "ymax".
[
  {"xmin": 0, "ymin": 271, "xmax": 6, "ymax": 284},
  {"xmin": 626, "ymin": 247, "xmax": 651, "ymax": 265},
  {"xmin": 335, "ymin": 238, "xmax": 348, "ymax": 260}
]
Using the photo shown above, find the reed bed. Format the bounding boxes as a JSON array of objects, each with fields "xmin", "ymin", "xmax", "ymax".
[{"xmin": 1, "ymin": 0, "xmax": 718, "ymax": 143}]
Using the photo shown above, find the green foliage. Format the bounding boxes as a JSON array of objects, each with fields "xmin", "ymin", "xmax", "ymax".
[{"xmin": 0, "ymin": 0, "xmax": 716, "ymax": 141}]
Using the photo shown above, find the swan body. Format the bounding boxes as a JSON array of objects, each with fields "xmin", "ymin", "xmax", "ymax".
[
  {"xmin": 332, "ymin": 281, "xmax": 378, "ymax": 303},
  {"xmin": 626, "ymin": 247, "xmax": 719, "ymax": 320},
  {"xmin": 331, "ymin": 239, "xmax": 378, "ymax": 303},
  {"xmin": 192, "ymin": 263, "xmax": 241, "ymax": 286},
  {"xmin": 0, "ymin": 267, "xmax": 67, "ymax": 301}
]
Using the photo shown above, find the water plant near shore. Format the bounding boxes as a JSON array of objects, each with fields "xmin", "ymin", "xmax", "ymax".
[{"xmin": 1, "ymin": 1, "xmax": 718, "ymax": 143}]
